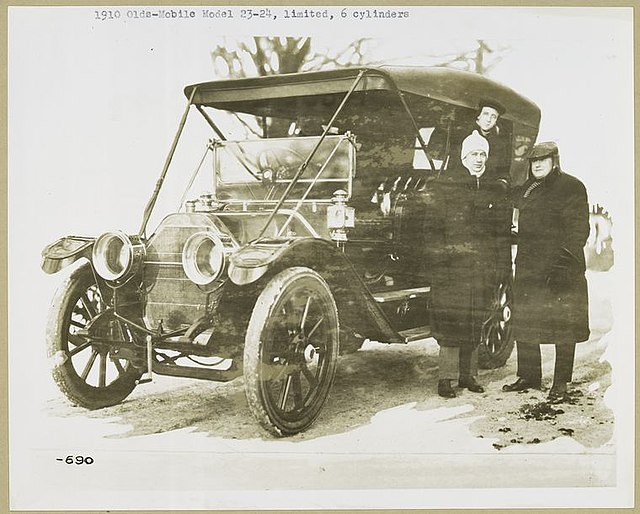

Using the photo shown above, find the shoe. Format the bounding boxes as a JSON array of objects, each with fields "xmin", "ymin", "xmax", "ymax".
[
  {"xmin": 438, "ymin": 379, "xmax": 456, "ymax": 398},
  {"xmin": 459, "ymin": 377, "xmax": 485, "ymax": 393},
  {"xmin": 548, "ymin": 382, "xmax": 570, "ymax": 402},
  {"xmin": 502, "ymin": 377, "xmax": 541, "ymax": 392}
]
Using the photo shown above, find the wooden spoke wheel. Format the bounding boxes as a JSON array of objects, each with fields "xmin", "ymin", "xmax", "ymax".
[
  {"xmin": 244, "ymin": 267, "xmax": 339, "ymax": 436},
  {"xmin": 478, "ymin": 277, "xmax": 515, "ymax": 369},
  {"xmin": 47, "ymin": 263, "xmax": 141, "ymax": 409}
]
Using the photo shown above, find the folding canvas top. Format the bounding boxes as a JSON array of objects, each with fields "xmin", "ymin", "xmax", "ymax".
[{"xmin": 184, "ymin": 65, "xmax": 541, "ymax": 129}]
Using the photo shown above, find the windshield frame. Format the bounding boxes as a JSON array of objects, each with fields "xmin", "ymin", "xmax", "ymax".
[{"xmin": 212, "ymin": 133, "xmax": 356, "ymax": 205}]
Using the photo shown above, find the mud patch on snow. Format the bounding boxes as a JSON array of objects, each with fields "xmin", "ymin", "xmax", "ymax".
[{"xmin": 466, "ymin": 342, "xmax": 613, "ymax": 450}]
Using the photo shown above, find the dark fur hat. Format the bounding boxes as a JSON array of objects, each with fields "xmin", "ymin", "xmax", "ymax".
[
  {"xmin": 528, "ymin": 141, "xmax": 559, "ymax": 160},
  {"xmin": 528, "ymin": 141, "xmax": 561, "ymax": 173}
]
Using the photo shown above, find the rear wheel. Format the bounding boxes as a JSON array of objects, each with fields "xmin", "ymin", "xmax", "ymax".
[
  {"xmin": 244, "ymin": 267, "xmax": 339, "ymax": 436},
  {"xmin": 47, "ymin": 263, "xmax": 141, "ymax": 409},
  {"xmin": 478, "ymin": 277, "xmax": 515, "ymax": 369}
]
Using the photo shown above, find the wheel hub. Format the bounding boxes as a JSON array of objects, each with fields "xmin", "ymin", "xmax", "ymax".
[
  {"xmin": 502, "ymin": 305, "xmax": 512, "ymax": 322},
  {"xmin": 303, "ymin": 344, "xmax": 317, "ymax": 363}
]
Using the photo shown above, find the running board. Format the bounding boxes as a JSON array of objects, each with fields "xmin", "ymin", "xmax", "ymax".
[
  {"xmin": 373, "ymin": 286, "xmax": 431, "ymax": 303},
  {"xmin": 398, "ymin": 325, "xmax": 431, "ymax": 343},
  {"xmin": 153, "ymin": 361, "xmax": 242, "ymax": 382}
]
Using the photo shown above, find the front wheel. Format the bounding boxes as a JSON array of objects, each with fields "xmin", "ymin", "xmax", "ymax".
[
  {"xmin": 244, "ymin": 267, "xmax": 339, "ymax": 436},
  {"xmin": 478, "ymin": 277, "xmax": 515, "ymax": 369},
  {"xmin": 47, "ymin": 263, "xmax": 141, "ymax": 409}
]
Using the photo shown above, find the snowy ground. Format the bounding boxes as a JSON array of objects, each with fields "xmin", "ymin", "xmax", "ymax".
[{"xmin": 10, "ymin": 270, "xmax": 628, "ymax": 510}]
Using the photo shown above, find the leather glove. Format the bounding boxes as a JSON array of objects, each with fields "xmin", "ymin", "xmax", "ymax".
[{"xmin": 494, "ymin": 178, "xmax": 510, "ymax": 194}]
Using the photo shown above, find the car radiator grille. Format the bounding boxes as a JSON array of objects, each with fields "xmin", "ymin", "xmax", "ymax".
[{"xmin": 143, "ymin": 217, "xmax": 222, "ymax": 331}]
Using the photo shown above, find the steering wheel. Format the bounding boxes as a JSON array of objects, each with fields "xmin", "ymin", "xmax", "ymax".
[{"xmin": 257, "ymin": 147, "xmax": 305, "ymax": 181}]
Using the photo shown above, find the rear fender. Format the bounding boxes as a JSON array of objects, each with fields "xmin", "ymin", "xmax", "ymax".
[
  {"xmin": 230, "ymin": 238, "xmax": 402, "ymax": 343},
  {"xmin": 41, "ymin": 236, "xmax": 96, "ymax": 274}
]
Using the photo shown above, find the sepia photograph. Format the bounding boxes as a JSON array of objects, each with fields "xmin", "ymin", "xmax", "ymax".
[{"xmin": 7, "ymin": 5, "xmax": 634, "ymax": 510}]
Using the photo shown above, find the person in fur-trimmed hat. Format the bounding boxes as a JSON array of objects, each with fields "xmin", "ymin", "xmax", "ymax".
[
  {"xmin": 502, "ymin": 142, "xmax": 590, "ymax": 402},
  {"xmin": 424, "ymin": 130, "xmax": 512, "ymax": 398}
]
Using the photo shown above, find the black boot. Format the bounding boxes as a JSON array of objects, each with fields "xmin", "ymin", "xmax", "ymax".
[
  {"xmin": 438, "ymin": 379, "xmax": 456, "ymax": 398},
  {"xmin": 548, "ymin": 382, "xmax": 570, "ymax": 402},
  {"xmin": 459, "ymin": 377, "xmax": 485, "ymax": 393},
  {"xmin": 502, "ymin": 377, "xmax": 541, "ymax": 392}
]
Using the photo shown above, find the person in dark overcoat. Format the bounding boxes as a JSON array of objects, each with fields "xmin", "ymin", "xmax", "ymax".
[
  {"xmin": 503, "ymin": 142, "xmax": 590, "ymax": 401},
  {"xmin": 425, "ymin": 130, "xmax": 512, "ymax": 398}
]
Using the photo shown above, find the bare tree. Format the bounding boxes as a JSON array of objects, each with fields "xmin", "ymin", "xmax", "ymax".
[
  {"xmin": 210, "ymin": 37, "xmax": 372, "ymax": 136},
  {"xmin": 211, "ymin": 36, "xmax": 371, "ymax": 78},
  {"xmin": 425, "ymin": 39, "xmax": 510, "ymax": 75}
]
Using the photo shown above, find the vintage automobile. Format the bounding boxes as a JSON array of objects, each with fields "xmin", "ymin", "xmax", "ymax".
[{"xmin": 42, "ymin": 66, "xmax": 540, "ymax": 436}]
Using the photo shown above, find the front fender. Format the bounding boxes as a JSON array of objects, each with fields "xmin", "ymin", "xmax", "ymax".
[
  {"xmin": 229, "ymin": 238, "xmax": 402, "ymax": 344},
  {"xmin": 228, "ymin": 239, "xmax": 293, "ymax": 285},
  {"xmin": 41, "ymin": 236, "xmax": 95, "ymax": 274}
]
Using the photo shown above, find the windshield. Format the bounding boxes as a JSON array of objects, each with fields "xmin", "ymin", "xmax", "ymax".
[{"xmin": 213, "ymin": 134, "xmax": 355, "ymax": 203}]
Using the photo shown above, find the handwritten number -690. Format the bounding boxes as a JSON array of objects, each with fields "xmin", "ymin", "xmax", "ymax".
[{"xmin": 64, "ymin": 455, "xmax": 94, "ymax": 465}]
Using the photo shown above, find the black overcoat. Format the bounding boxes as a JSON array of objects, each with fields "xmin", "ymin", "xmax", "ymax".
[
  {"xmin": 480, "ymin": 127, "xmax": 510, "ymax": 182},
  {"xmin": 513, "ymin": 168, "xmax": 590, "ymax": 344},
  {"xmin": 425, "ymin": 165, "xmax": 512, "ymax": 347}
]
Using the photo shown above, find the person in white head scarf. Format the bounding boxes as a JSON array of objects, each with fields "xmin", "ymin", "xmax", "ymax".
[
  {"xmin": 424, "ymin": 129, "xmax": 512, "ymax": 398},
  {"xmin": 460, "ymin": 130, "xmax": 489, "ymax": 178}
]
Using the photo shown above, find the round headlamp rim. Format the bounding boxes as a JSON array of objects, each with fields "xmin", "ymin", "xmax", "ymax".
[
  {"xmin": 92, "ymin": 231, "xmax": 134, "ymax": 282},
  {"xmin": 182, "ymin": 231, "xmax": 227, "ymax": 286}
]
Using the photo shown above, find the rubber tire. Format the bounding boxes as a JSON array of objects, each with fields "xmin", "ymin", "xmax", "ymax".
[
  {"xmin": 243, "ymin": 267, "xmax": 339, "ymax": 437},
  {"xmin": 478, "ymin": 278, "xmax": 515, "ymax": 369},
  {"xmin": 479, "ymin": 337, "xmax": 515, "ymax": 369},
  {"xmin": 47, "ymin": 263, "xmax": 140, "ymax": 409}
]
